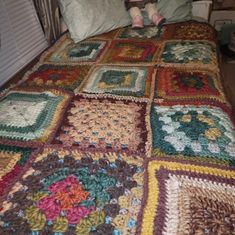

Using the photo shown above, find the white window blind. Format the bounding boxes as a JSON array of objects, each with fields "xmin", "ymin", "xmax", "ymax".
[{"xmin": 0, "ymin": 0, "xmax": 48, "ymax": 87}]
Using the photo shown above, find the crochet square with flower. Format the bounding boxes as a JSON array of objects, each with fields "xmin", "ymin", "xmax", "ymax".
[
  {"xmin": 0, "ymin": 148, "xmax": 144, "ymax": 235},
  {"xmin": 140, "ymin": 158, "xmax": 235, "ymax": 235},
  {"xmin": 80, "ymin": 65, "xmax": 154, "ymax": 99},
  {"xmin": 0, "ymin": 88, "xmax": 72, "ymax": 147}
]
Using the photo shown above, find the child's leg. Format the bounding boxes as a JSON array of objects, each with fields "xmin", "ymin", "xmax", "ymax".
[
  {"xmin": 129, "ymin": 7, "xmax": 144, "ymax": 29},
  {"xmin": 145, "ymin": 3, "xmax": 165, "ymax": 26}
]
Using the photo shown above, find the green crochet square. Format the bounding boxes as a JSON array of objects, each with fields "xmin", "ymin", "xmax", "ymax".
[{"xmin": 81, "ymin": 65, "xmax": 153, "ymax": 98}]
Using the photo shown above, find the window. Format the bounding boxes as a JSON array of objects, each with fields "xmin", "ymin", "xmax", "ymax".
[{"xmin": 0, "ymin": 0, "xmax": 48, "ymax": 87}]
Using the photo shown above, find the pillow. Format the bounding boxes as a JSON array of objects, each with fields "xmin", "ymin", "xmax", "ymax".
[
  {"xmin": 157, "ymin": 0, "xmax": 192, "ymax": 23},
  {"xmin": 58, "ymin": 0, "xmax": 131, "ymax": 43},
  {"xmin": 141, "ymin": 0, "xmax": 192, "ymax": 25}
]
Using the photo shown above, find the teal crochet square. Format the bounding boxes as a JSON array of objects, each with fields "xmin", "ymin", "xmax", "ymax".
[{"xmin": 151, "ymin": 105, "xmax": 235, "ymax": 166}]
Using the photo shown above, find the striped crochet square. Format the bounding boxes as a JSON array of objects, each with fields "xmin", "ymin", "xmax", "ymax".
[
  {"xmin": 54, "ymin": 95, "xmax": 150, "ymax": 155},
  {"xmin": 0, "ymin": 148, "xmax": 144, "ymax": 235},
  {"xmin": 102, "ymin": 40, "xmax": 159, "ymax": 64},
  {"xmin": 0, "ymin": 88, "xmax": 71, "ymax": 147},
  {"xmin": 155, "ymin": 67, "xmax": 227, "ymax": 104},
  {"xmin": 140, "ymin": 158, "xmax": 235, "ymax": 235},
  {"xmin": 42, "ymin": 35, "xmax": 107, "ymax": 64},
  {"xmin": 80, "ymin": 65, "xmax": 154, "ymax": 98},
  {"xmin": 151, "ymin": 105, "xmax": 235, "ymax": 166},
  {"xmin": 22, "ymin": 64, "xmax": 91, "ymax": 90}
]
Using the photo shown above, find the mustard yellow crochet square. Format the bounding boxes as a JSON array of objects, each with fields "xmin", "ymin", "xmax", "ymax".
[
  {"xmin": 140, "ymin": 158, "xmax": 235, "ymax": 235},
  {"xmin": 54, "ymin": 94, "xmax": 151, "ymax": 155}
]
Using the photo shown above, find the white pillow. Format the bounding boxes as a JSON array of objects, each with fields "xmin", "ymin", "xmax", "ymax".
[{"xmin": 58, "ymin": 0, "xmax": 131, "ymax": 42}]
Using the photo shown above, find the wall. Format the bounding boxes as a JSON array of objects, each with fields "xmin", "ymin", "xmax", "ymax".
[{"xmin": 213, "ymin": 0, "xmax": 235, "ymax": 9}]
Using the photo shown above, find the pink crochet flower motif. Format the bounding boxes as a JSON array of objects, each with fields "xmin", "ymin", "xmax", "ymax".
[{"xmin": 37, "ymin": 175, "xmax": 95, "ymax": 224}]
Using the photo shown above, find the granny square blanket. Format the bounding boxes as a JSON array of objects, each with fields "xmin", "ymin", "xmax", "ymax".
[{"xmin": 0, "ymin": 21, "xmax": 234, "ymax": 235}]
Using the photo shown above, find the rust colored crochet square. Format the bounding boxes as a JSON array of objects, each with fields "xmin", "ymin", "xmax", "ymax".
[
  {"xmin": 22, "ymin": 64, "xmax": 92, "ymax": 90},
  {"xmin": 155, "ymin": 67, "xmax": 227, "ymax": 104}
]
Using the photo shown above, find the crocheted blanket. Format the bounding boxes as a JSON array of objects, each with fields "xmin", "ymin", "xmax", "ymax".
[{"xmin": 0, "ymin": 21, "xmax": 234, "ymax": 235}]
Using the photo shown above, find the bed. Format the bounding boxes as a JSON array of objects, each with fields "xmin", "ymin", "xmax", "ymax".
[{"xmin": 0, "ymin": 2, "xmax": 234, "ymax": 234}]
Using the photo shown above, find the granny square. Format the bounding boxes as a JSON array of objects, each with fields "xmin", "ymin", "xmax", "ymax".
[
  {"xmin": 155, "ymin": 67, "xmax": 227, "ymax": 104},
  {"xmin": 151, "ymin": 105, "xmax": 235, "ymax": 166},
  {"xmin": 80, "ymin": 65, "xmax": 154, "ymax": 98},
  {"xmin": 0, "ymin": 144, "xmax": 33, "ymax": 197},
  {"xmin": 0, "ymin": 148, "xmax": 144, "ymax": 235},
  {"xmin": 42, "ymin": 35, "xmax": 107, "ymax": 64},
  {"xmin": 22, "ymin": 64, "xmax": 91, "ymax": 90},
  {"xmin": 0, "ymin": 88, "xmax": 72, "ymax": 147},
  {"xmin": 102, "ymin": 40, "xmax": 159, "ymax": 64},
  {"xmin": 118, "ymin": 26, "xmax": 165, "ymax": 40},
  {"xmin": 160, "ymin": 41, "xmax": 217, "ymax": 68},
  {"xmin": 140, "ymin": 158, "xmax": 235, "ymax": 235},
  {"xmin": 54, "ymin": 95, "xmax": 149, "ymax": 154}
]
